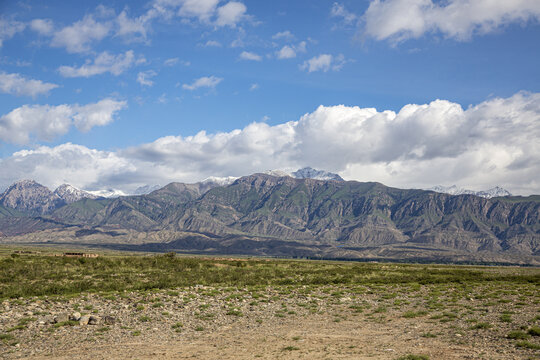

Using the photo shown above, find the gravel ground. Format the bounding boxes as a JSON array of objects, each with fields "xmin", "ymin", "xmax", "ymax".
[{"xmin": 1, "ymin": 284, "xmax": 539, "ymax": 359}]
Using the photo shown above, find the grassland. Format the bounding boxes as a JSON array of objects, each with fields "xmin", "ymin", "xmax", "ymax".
[{"xmin": 0, "ymin": 250, "xmax": 539, "ymax": 359}]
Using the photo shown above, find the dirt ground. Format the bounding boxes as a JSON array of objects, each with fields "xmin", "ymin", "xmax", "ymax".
[{"xmin": 1, "ymin": 285, "xmax": 539, "ymax": 359}]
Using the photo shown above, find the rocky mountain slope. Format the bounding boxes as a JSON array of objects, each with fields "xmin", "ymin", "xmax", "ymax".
[
  {"xmin": 0, "ymin": 181, "xmax": 97, "ymax": 215},
  {"xmin": 0, "ymin": 173, "xmax": 538, "ymax": 263}
]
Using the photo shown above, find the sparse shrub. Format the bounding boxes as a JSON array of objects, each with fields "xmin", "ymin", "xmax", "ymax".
[
  {"xmin": 0, "ymin": 333, "xmax": 14, "ymax": 341},
  {"xmin": 226, "ymin": 309, "xmax": 243, "ymax": 317},
  {"xmin": 507, "ymin": 331, "xmax": 529, "ymax": 340},
  {"xmin": 470, "ymin": 322, "xmax": 492, "ymax": 330},
  {"xmin": 282, "ymin": 346, "xmax": 299, "ymax": 351},
  {"xmin": 397, "ymin": 355, "xmax": 429, "ymax": 360},
  {"xmin": 515, "ymin": 341, "xmax": 540, "ymax": 350},
  {"xmin": 528, "ymin": 326, "xmax": 540, "ymax": 336},
  {"xmin": 53, "ymin": 320, "xmax": 78, "ymax": 328}
]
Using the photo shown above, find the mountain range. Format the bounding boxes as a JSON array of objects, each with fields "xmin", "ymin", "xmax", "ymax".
[{"xmin": 0, "ymin": 168, "xmax": 537, "ymax": 264}]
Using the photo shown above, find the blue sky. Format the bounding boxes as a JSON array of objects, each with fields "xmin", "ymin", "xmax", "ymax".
[{"xmin": 0, "ymin": 0, "xmax": 539, "ymax": 195}]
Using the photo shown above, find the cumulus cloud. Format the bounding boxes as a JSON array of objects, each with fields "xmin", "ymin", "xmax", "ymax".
[
  {"xmin": 30, "ymin": 19, "xmax": 54, "ymax": 35},
  {"xmin": 51, "ymin": 15, "xmax": 111, "ymax": 53},
  {"xmin": 0, "ymin": 143, "xmax": 135, "ymax": 192},
  {"xmin": 0, "ymin": 18, "xmax": 25, "ymax": 47},
  {"xmin": 215, "ymin": 2, "xmax": 247, "ymax": 27},
  {"xmin": 363, "ymin": 0, "xmax": 540, "ymax": 43},
  {"xmin": 331, "ymin": 2, "xmax": 358, "ymax": 25},
  {"xmin": 0, "ymin": 72, "xmax": 58, "ymax": 98},
  {"xmin": 300, "ymin": 54, "xmax": 346, "ymax": 72},
  {"xmin": 58, "ymin": 51, "xmax": 135, "ymax": 77},
  {"xmin": 164, "ymin": 57, "xmax": 179, "ymax": 66},
  {"xmin": 239, "ymin": 51, "xmax": 261, "ymax": 61},
  {"xmin": 203, "ymin": 40, "xmax": 222, "ymax": 47},
  {"xmin": 149, "ymin": 0, "xmax": 248, "ymax": 27},
  {"xmin": 137, "ymin": 70, "xmax": 158, "ymax": 86},
  {"xmin": 276, "ymin": 41, "xmax": 307, "ymax": 59},
  {"xmin": 0, "ymin": 99, "xmax": 126, "ymax": 144},
  {"xmin": 276, "ymin": 45, "xmax": 296, "ymax": 59},
  {"xmin": 177, "ymin": 0, "xmax": 220, "ymax": 21},
  {"xmin": 182, "ymin": 76, "xmax": 223, "ymax": 90},
  {"xmin": 115, "ymin": 9, "xmax": 149, "ymax": 41},
  {"xmin": 1, "ymin": 92, "xmax": 539, "ymax": 195},
  {"xmin": 272, "ymin": 30, "xmax": 294, "ymax": 40}
]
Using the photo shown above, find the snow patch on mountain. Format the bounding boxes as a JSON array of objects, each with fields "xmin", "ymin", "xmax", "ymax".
[
  {"xmin": 291, "ymin": 167, "xmax": 344, "ymax": 181},
  {"xmin": 428, "ymin": 185, "xmax": 511, "ymax": 198},
  {"xmin": 54, "ymin": 184, "xmax": 97, "ymax": 203}
]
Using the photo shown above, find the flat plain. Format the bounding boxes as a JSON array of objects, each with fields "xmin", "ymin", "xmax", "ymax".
[{"xmin": 0, "ymin": 249, "xmax": 539, "ymax": 359}]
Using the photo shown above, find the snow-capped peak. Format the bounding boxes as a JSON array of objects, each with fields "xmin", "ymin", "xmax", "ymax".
[
  {"xmin": 291, "ymin": 167, "xmax": 344, "ymax": 181},
  {"xmin": 54, "ymin": 184, "xmax": 97, "ymax": 203},
  {"xmin": 476, "ymin": 186, "xmax": 512, "ymax": 198},
  {"xmin": 428, "ymin": 185, "xmax": 511, "ymax": 198}
]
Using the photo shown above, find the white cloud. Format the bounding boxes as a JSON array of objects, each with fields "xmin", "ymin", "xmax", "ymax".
[
  {"xmin": 215, "ymin": 2, "xmax": 247, "ymax": 27},
  {"xmin": 30, "ymin": 19, "xmax": 54, "ymax": 35},
  {"xmin": 331, "ymin": 3, "xmax": 357, "ymax": 24},
  {"xmin": 148, "ymin": 0, "xmax": 251, "ymax": 28},
  {"xmin": 0, "ymin": 143, "xmax": 135, "ymax": 192},
  {"xmin": 272, "ymin": 30, "xmax": 294, "ymax": 40},
  {"xmin": 0, "ymin": 18, "xmax": 25, "ymax": 47},
  {"xmin": 0, "ymin": 72, "xmax": 58, "ymax": 98},
  {"xmin": 137, "ymin": 70, "xmax": 158, "ymax": 87},
  {"xmin": 182, "ymin": 76, "xmax": 223, "ymax": 90},
  {"xmin": 0, "ymin": 92, "xmax": 539, "ymax": 195},
  {"xmin": 363, "ymin": 0, "xmax": 540, "ymax": 43},
  {"xmin": 177, "ymin": 0, "xmax": 220, "ymax": 21},
  {"xmin": 203, "ymin": 40, "xmax": 222, "ymax": 47},
  {"xmin": 0, "ymin": 99, "xmax": 126, "ymax": 144},
  {"xmin": 58, "ymin": 51, "xmax": 135, "ymax": 78},
  {"xmin": 300, "ymin": 54, "xmax": 346, "ymax": 72},
  {"xmin": 239, "ymin": 51, "xmax": 262, "ymax": 61},
  {"xmin": 115, "ymin": 9, "xmax": 149, "ymax": 41},
  {"xmin": 164, "ymin": 57, "xmax": 179, "ymax": 66},
  {"xmin": 276, "ymin": 41, "xmax": 307, "ymax": 59},
  {"xmin": 276, "ymin": 45, "xmax": 296, "ymax": 59},
  {"xmin": 249, "ymin": 83, "xmax": 259, "ymax": 91},
  {"xmin": 51, "ymin": 15, "xmax": 111, "ymax": 53}
]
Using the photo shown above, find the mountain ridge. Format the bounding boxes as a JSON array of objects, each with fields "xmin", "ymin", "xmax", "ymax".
[{"xmin": 0, "ymin": 171, "xmax": 537, "ymax": 264}]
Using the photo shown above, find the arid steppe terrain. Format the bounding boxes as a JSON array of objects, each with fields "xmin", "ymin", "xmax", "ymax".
[{"xmin": 1, "ymin": 250, "xmax": 539, "ymax": 359}]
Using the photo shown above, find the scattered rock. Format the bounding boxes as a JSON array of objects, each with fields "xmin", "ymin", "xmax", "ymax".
[
  {"xmin": 102, "ymin": 316, "xmax": 116, "ymax": 325},
  {"xmin": 88, "ymin": 316, "xmax": 99, "ymax": 325},
  {"xmin": 70, "ymin": 312, "xmax": 81, "ymax": 321},
  {"xmin": 54, "ymin": 313, "xmax": 69, "ymax": 323},
  {"xmin": 79, "ymin": 315, "xmax": 90, "ymax": 325}
]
